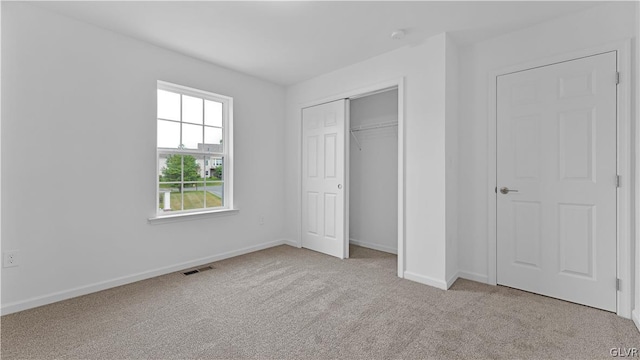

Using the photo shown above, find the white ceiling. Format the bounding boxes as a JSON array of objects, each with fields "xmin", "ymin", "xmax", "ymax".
[{"xmin": 33, "ymin": 1, "xmax": 600, "ymax": 86}]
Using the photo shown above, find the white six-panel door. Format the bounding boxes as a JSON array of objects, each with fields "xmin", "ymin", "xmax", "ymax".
[
  {"xmin": 497, "ymin": 52, "xmax": 617, "ymax": 311},
  {"xmin": 302, "ymin": 100, "xmax": 347, "ymax": 259}
]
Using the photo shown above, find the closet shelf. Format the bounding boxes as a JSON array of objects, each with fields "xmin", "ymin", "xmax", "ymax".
[
  {"xmin": 350, "ymin": 120, "xmax": 398, "ymax": 132},
  {"xmin": 350, "ymin": 120, "xmax": 398, "ymax": 151}
]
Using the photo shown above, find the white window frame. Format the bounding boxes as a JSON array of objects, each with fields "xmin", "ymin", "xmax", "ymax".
[{"xmin": 152, "ymin": 80, "xmax": 234, "ymax": 220}]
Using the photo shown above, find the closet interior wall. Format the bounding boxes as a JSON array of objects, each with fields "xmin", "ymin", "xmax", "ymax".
[{"xmin": 349, "ymin": 89, "xmax": 399, "ymax": 254}]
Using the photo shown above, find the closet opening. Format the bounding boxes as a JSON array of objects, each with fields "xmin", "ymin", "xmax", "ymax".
[
  {"xmin": 347, "ymin": 88, "xmax": 399, "ymax": 260},
  {"xmin": 299, "ymin": 79, "xmax": 404, "ymax": 276}
]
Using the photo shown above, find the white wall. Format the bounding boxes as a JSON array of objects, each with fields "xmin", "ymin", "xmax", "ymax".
[
  {"xmin": 445, "ymin": 36, "xmax": 459, "ymax": 286},
  {"xmin": 1, "ymin": 3, "xmax": 286, "ymax": 313},
  {"xmin": 457, "ymin": 1, "xmax": 638, "ymax": 306},
  {"xmin": 349, "ymin": 90, "xmax": 398, "ymax": 254},
  {"xmin": 285, "ymin": 33, "xmax": 452, "ymax": 289}
]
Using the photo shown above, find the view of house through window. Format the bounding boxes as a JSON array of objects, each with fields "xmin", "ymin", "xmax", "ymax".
[{"xmin": 157, "ymin": 81, "xmax": 232, "ymax": 215}]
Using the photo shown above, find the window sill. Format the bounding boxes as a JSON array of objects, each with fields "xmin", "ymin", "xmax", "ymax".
[{"xmin": 148, "ymin": 208, "xmax": 239, "ymax": 224}]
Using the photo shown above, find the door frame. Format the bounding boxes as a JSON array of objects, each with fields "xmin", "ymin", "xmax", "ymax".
[
  {"xmin": 487, "ymin": 40, "xmax": 632, "ymax": 318},
  {"xmin": 298, "ymin": 77, "xmax": 406, "ymax": 276}
]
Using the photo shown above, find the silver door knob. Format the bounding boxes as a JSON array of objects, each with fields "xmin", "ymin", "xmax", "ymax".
[
  {"xmin": 338, "ymin": 184, "xmax": 342, "ymax": 189},
  {"xmin": 500, "ymin": 187, "xmax": 519, "ymax": 194}
]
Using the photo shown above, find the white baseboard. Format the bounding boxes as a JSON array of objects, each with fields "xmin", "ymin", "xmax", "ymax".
[
  {"xmin": 1, "ymin": 239, "xmax": 289, "ymax": 316},
  {"xmin": 457, "ymin": 270, "xmax": 489, "ymax": 284},
  {"xmin": 282, "ymin": 238, "xmax": 301, "ymax": 248},
  {"xmin": 349, "ymin": 239, "xmax": 397, "ymax": 255},
  {"xmin": 446, "ymin": 272, "xmax": 459, "ymax": 289},
  {"xmin": 403, "ymin": 271, "xmax": 448, "ymax": 290},
  {"xmin": 633, "ymin": 309, "xmax": 640, "ymax": 333}
]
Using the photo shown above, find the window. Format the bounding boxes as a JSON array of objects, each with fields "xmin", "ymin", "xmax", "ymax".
[{"xmin": 156, "ymin": 81, "xmax": 233, "ymax": 216}]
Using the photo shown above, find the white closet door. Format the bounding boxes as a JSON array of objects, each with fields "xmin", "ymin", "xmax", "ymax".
[
  {"xmin": 497, "ymin": 51, "xmax": 617, "ymax": 311},
  {"xmin": 302, "ymin": 100, "xmax": 347, "ymax": 259}
]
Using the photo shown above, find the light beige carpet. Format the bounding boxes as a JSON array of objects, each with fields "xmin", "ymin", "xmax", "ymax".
[{"xmin": 1, "ymin": 245, "xmax": 638, "ymax": 359}]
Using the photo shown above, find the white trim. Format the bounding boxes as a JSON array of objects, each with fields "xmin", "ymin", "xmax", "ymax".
[
  {"xmin": 155, "ymin": 80, "xmax": 234, "ymax": 216},
  {"xmin": 345, "ymin": 99, "xmax": 351, "ymax": 259},
  {"xmin": 298, "ymin": 79, "xmax": 402, "ymax": 110},
  {"xmin": 632, "ymin": 309, "xmax": 640, "ymax": 333},
  {"xmin": 282, "ymin": 239, "xmax": 301, "ymax": 248},
  {"xmin": 1, "ymin": 239, "xmax": 290, "ymax": 315},
  {"xmin": 446, "ymin": 272, "xmax": 459, "ymax": 289},
  {"xmin": 487, "ymin": 63, "xmax": 498, "ymax": 286},
  {"xmin": 349, "ymin": 239, "xmax": 397, "ymax": 255},
  {"xmin": 397, "ymin": 79, "xmax": 405, "ymax": 278},
  {"xmin": 295, "ymin": 105, "xmax": 303, "ymax": 251},
  {"xmin": 458, "ymin": 270, "xmax": 490, "ymax": 284},
  {"xmin": 157, "ymin": 80, "xmax": 233, "ymax": 103},
  {"xmin": 348, "ymin": 86, "xmax": 397, "ymax": 100},
  {"xmin": 404, "ymin": 271, "xmax": 448, "ymax": 290},
  {"xmin": 225, "ymin": 96, "xmax": 234, "ymax": 211},
  {"xmin": 614, "ymin": 41, "xmax": 632, "ymax": 319},
  {"xmin": 297, "ymin": 77, "xmax": 406, "ymax": 277},
  {"xmin": 148, "ymin": 208, "xmax": 239, "ymax": 223},
  {"xmin": 487, "ymin": 40, "xmax": 633, "ymax": 318},
  {"xmin": 157, "ymin": 148, "xmax": 223, "ymax": 157}
]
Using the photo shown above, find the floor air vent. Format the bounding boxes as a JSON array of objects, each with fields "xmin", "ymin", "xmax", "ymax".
[{"xmin": 182, "ymin": 265, "xmax": 214, "ymax": 276}]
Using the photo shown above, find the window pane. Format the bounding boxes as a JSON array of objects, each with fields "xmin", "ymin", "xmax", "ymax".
[
  {"xmin": 204, "ymin": 100, "xmax": 223, "ymax": 127},
  {"xmin": 158, "ymin": 183, "xmax": 181, "ymax": 212},
  {"xmin": 196, "ymin": 156, "xmax": 207, "ymax": 179},
  {"xmin": 182, "ymin": 183, "xmax": 205, "ymax": 210},
  {"xmin": 157, "ymin": 90, "xmax": 180, "ymax": 121},
  {"xmin": 158, "ymin": 154, "xmax": 182, "ymax": 183},
  {"xmin": 204, "ymin": 126, "xmax": 223, "ymax": 147},
  {"xmin": 181, "ymin": 155, "xmax": 201, "ymax": 182},
  {"xmin": 204, "ymin": 156, "xmax": 223, "ymax": 180},
  {"xmin": 157, "ymin": 120, "xmax": 180, "ymax": 149},
  {"xmin": 205, "ymin": 157, "xmax": 224, "ymax": 208},
  {"xmin": 182, "ymin": 95, "xmax": 203, "ymax": 124},
  {"xmin": 206, "ymin": 181, "xmax": 223, "ymax": 208},
  {"xmin": 181, "ymin": 123, "xmax": 203, "ymax": 150}
]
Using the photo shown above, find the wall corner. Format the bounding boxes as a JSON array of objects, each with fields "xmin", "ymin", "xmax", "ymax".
[{"xmin": 444, "ymin": 33, "xmax": 460, "ymax": 285}]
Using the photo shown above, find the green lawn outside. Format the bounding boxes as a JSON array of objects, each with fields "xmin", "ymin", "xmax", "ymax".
[{"xmin": 159, "ymin": 191, "xmax": 222, "ymax": 211}]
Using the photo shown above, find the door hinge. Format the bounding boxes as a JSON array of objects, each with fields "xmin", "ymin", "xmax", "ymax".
[
  {"xmin": 616, "ymin": 72, "xmax": 620, "ymax": 85},
  {"xmin": 616, "ymin": 278, "xmax": 621, "ymax": 291},
  {"xmin": 616, "ymin": 174, "xmax": 621, "ymax": 188}
]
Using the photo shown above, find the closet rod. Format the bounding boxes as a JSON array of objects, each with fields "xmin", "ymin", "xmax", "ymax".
[{"xmin": 350, "ymin": 121, "xmax": 398, "ymax": 132}]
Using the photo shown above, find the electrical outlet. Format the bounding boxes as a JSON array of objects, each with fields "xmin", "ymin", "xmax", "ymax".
[
  {"xmin": 259, "ymin": 216, "xmax": 264, "ymax": 225},
  {"xmin": 3, "ymin": 250, "xmax": 20, "ymax": 268}
]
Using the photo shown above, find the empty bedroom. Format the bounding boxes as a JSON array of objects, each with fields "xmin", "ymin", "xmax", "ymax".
[{"xmin": 1, "ymin": 1, "xmax": 639, "ymax": 359}]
